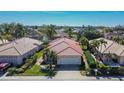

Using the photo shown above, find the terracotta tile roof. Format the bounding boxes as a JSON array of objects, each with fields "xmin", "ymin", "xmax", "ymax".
[
  {"xmin": 49, "ymin": 38, "xmax": 83, "ymax": 56},
  {"xmin": 57, "ymin": 47, "xmax": 82, "ymax": 56}
]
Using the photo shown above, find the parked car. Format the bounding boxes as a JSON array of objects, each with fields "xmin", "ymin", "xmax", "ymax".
[{"xmin": 0, "ymin": 63, "xmax": 10, "ymax": 72}]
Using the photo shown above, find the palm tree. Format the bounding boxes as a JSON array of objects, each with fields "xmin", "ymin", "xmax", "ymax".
[
  {"xmin": 76, "ymin": 27, "xmax": 85, "ymax": 41},
  {"xmin": 90, "ymin": 39, "xmax": 107, "ymax": 53},
  {"xmin": 0, "ymin": 23, "xmax": 27, "ymax": 41},
  {"xmin": 120, "ymin": 40, "xmax": 124, "ymax": 45},
  {"xmin": 90, "ymin": 40, "xmax": 100, "ymax": 53},
  {"xmin": 44, "ymin": 49, "xmax": 56, "ymax": 69},
  {"xmin": 99, "ymin": 39, "xmax": 107, "ymax": 52},
  {"xmin": 102, "ymin": 27, "xmax": 112, "ymax": 33},
  {"xmin": 13, "ymin": 23, "xmax": 27, "ymax": 39},
  {"xmin": 79, "ymin": 36, "xmax": 89, "ymax": 49},
  {"xmin": 38, "ymin": 24, "xmax": 57, "ymax": 40},
  {"xmin": 64, "ymin": 27, "xmax": 73, "ymax": 38},
  {"xmin": 0, "ymin": 23, "xmax": 10, "ymax": 34},
  {"xmin": 112, "ymin": 36, "xmax": 121, "ymax": 43}
]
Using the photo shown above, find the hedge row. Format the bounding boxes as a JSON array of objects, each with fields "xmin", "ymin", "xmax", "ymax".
[
  {"xmin": 84, "ymin": 50, "xmax": 97, "ymax": 68},
  {"xmin": 98, "ymin": 63, "xmax": 124, "ymax": 76},
  {"xmin": 85, "ymin": 62, "xmax": 124, "ymax": 76}
]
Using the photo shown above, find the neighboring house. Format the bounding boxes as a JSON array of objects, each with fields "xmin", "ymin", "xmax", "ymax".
[
  {"xmin": 0, "ymin": 37, "xmax": 43, "ymax": 66},
  {"xmin": 48, "ymin": 38, "xmax": 83, "ymax": 65},
  {"xmin": 55, "ymin": 31, "xmax": 69, "ymax": 38},
  {"xmin": 104, "ymin": 31, "xmax": 124, "ymax": 39},
  {"xmin": 55, "ymin": 28, "xmax": 69, "ymax": 38},
  {"xmin": 95, "ymin": 38, "xmax": 124, "ymax": 65}
]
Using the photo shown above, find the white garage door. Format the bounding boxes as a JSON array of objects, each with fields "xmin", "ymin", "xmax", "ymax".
[{"xmin": 58, "ymin": 56, "xmax": 81, "ymax": 65}]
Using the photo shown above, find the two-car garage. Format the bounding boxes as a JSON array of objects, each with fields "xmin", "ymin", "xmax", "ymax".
[{"xmin": 57, "ymin": 56, "xmax": 81, "ymax": 65}]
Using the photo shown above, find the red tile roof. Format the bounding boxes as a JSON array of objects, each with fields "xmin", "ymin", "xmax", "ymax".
[{"xmin": 49, "ymin": 38, "xmax": 83, "ymax": 56}]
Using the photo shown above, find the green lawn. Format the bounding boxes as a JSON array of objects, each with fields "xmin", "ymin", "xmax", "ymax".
[
  {"xmin": 35, "ymin": 51, "xmax": 44, "ymax": 59},
  {"xmin": 17, "ymin": 64, "xmax": 47, "ymax": 76}
]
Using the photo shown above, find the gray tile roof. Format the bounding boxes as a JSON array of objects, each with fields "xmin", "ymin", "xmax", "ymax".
[
  {"xmin": 0, "ymin": 37, "xmax": 43, "ymax": 56},
  {"xmin": 96, "ymin": 38, "xmax": 124, "ymax": 56}
]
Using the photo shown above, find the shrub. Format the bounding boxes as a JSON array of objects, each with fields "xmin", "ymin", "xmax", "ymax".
[
  {"xmin": 109, "ymin": 67, "xmax": 119, "ymax": 75},
  {"xmin": 84, "ymin": 50, "xmax": 97, "ymax": 68},
  {"xmin": 118, "ymin": 67, "xmax": 124, "ymax": 75},
  {"xmin": 15, "ymin": 68, "xmax": 24, "ymax": 74},
  {"xmin": 42, "ymin": 41, "xmax": 49, "ymax": 48},
  {"xmin": 98, "ymin": 63, "xmax": 121, "ymax": 75},
  {"xmin": 85, "ymin": 68, "xmax": 91, "ymax": 76},
  {"xmin": 20, "ymin": 55, "xmax": 38, "ymax": 72},
  {"xmin": 89, "ymin": 62, "xmax": 97, "ymax": 68},
  {"xmin": 32, "ymin": 55, "xmax": 37, "ymax": 63},
  {"xmin": 7, "ymin": 67, "xmax": 17, "ymax": 75},
  {"xmin": 98, "ymin": 63, "xmax": 110, "ymax": 75},
  {"xmin": 80, "ymin": 70, "xmax": 87, "ymax": 76},
  {"xmin": 80, "ymin": 65, "xmax": 85, "ymax": 70},
  {"xmin": 46, "ymin": 70, "xmax": 57, "ymax": 77},
  {"xmin": 21, "ymin": 59, "xmax": 33, "ymax": 70}
]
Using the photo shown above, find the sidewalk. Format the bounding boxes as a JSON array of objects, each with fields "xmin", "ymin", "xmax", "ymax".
[
  {"xmin": 0, "ymin": 76, "xmax": 48, "ymax": 81},
  {"xmin": 36, "ymin": 57, "xmax": 43, "ymax": 65},
  {"xmin": 0, "ymin": 76, "xmax": 124, "ymax": 81}
]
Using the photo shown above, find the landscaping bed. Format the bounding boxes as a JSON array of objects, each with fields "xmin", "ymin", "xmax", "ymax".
[
  {"xmin": 81, "ymin": 50, "xmax": 124, "ymax": 76},
  {"xmin": 16, "ymin": 64, "xmax": 47, "ymax": 76},
  {"xmin": 84, "ymin": 50, "xmax": 97, "ymax": 68},
  {"xmin": 35, "ymin": 50, "xmax": 44, "ymax": 59},
  {"xmin": 7, "ymin": 50, "xmax": 44, "ymax": 76}
]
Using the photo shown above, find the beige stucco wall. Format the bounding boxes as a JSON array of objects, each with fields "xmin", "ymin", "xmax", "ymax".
[
  {"xmin": 119, "ymin": 56, "xmax": 124, "ymax": 65},
  {"xmin": 0, "ymin": 46, "xmax": 41, "ymax": 66},
  {"xmin": 102, "ymin": 54, "xmax": 124, "ymax": 65},
  {"xmin": 0, "ymin": 56, "xmax": 20, "ymax": 66}
]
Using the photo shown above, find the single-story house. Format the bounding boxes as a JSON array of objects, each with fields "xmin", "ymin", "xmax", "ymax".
[
  {"xmin": 48, "ymin": 38, "xmax": 83, "ymax": 65},
  {"xmin": 95, "ymin": 38, "xmax": 124, "ymax": 65},
  {"xmin": 0, "ymin": 37, "xmax": 43, "ymax": 66}
]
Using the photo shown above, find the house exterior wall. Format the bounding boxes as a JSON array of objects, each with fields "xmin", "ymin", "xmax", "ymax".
[
  {"xmin": 102, "ymin": 55, "xmax": 108, "ymax": 62},
  {"xmin": 119, "ymin": 56, "xmax": 124, "ymax": 65},
  {"xmin": 0, "ymin": 56, "xmax": 22, "ymax": 66},
  {"xmin": 102, "ymin": 54, "xmax": 124, "ymax": 65},
  {"xmin": 22, "ymin": 47, "xmax": 38, "ymax": 58},
  {"xmin": 0, "ymin": 46, "xmax": 41, "ymax": 66}
]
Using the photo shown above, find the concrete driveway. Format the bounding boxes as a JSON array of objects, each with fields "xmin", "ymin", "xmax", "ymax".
[{"xmin": 54, "ymin": 65, "xmax": 83, "ymax": 80}]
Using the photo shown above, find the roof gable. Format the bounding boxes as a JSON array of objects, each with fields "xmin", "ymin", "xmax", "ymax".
[
  {"xmin": 57, "ymin": 47, "xmax": 82, "ymax": 56},
  {"xmin": 96, "ymin": 38, "xmax": 124, "ymax": 56},
  {"xmin": 49, "ymin": 38, "xmax": 83, "ymax": 56},
  {"xmin": 0, "ymin": 37, "xmax": 43, "ymax": 56},
  {"xmin": 50, "ymin": 42, "xmax": 69, "ymax": 53}
]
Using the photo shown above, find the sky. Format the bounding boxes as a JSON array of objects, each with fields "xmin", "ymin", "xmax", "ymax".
[{"xmin": 0, "ymin": 11, "xmax": 124, "ymax": 26}]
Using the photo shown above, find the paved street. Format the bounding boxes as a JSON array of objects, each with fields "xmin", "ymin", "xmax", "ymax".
[{"xmin": 0, "ymin": 65, "xmax": 124, "ymax": 81}]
